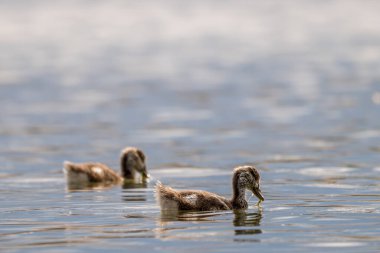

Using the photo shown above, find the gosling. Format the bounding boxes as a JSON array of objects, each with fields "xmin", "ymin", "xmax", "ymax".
[
  {"xmin": 155, "ymin": 165, "xmax": 264, "ymax": 211},
  {"xmin": 63, "ymin": 147, "xmax": 148, "ymax": 185}
]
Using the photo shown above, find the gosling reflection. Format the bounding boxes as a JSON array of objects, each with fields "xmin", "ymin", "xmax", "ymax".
[
  {"xmin": 122, "ymin": 179, "xmax": 148, "ymax": 189},
  {"xmin": 233, "ymin": 209, "xmax": 262, "ymax": 236},
  {"xmin": 159, "ymin": 210, "xmax": 226, "ymax": 224},
  {"xmin": 121, "ymin": 179, "xmax": 149, "ymax": 202},
  {"xmin": 155, "ymin": 209, "xmax": 262, "ymax": 241},
  {"xmin": 66, "ymin": 181, "xmax": 117, "ymax": 192}
]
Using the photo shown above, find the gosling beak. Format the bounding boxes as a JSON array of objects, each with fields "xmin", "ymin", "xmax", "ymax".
[
  {"xmin": 141, "ymin": 167, "xmax": 149, "ymax": 178},
  {"xmin": 252, "ymin": 187, "xmax": 264, "ymax": 201}
]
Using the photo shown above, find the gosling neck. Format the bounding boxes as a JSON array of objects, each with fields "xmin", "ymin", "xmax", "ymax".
[
  {"xmin": 120, "ymin": 154, "xmax": 135, "ymax": 179},
  {"xmin": 231, "ymin": 172, "xmax": 248, "ymax": 209}
]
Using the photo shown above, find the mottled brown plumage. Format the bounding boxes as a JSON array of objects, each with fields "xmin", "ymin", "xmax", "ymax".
[
  {"xmin": 155, "ymin": 165, "xmax": 264, "ymax": 211},
  {"xmin": 63, "ymin": 147, "xmax": 148, "ymax": 186}
]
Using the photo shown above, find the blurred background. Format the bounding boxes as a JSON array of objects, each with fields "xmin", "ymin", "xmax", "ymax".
[
  {"xmin": 0, "ymin": 1, "xmax": 379, "ymax": 252},
  {"xmin": 1, "ymin": 0, "xmax": 379, "ymax": 171}
]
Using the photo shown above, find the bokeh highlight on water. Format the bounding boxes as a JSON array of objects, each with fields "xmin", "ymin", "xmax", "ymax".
[{"xmin": 0, "ymin": 1, "xmax": 379, "ymax": 252}]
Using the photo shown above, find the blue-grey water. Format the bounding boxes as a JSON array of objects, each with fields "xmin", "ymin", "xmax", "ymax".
[{"xmin": 1, "ymin": 1, "xmax": 380, "ymax": 252}]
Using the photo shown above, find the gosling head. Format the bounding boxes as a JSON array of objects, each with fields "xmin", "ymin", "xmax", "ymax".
[
  {"xmin": 120, "ymin": 147, "xmax": 148, "ymax": 179},
  {"xmin": 234, "ymin": 165, "xmax": 264, "ymax": 201}
]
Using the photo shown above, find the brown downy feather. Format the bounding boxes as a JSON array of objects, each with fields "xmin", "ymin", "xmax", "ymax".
[{"xmin": 63, "ymin": 161, "xmax": 122, "ymax": 183}]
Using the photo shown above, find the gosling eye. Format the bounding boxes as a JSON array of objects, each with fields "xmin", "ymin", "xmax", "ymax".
[{"xmin": 128, "ymin": 156, "xmax": 138, "ymax": 162}]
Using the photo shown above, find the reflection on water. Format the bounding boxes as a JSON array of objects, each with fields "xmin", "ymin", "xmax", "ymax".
[
  {"xmin": 122, "ymin": 179, "xmax": 148, "ymax": 189},
  {"xmin": 160, "ymin": 210, "xmax": 226, "ymax": 223},
  {"xmin": 122, "ymin": 180, "xmax": 149, "ymax": 202},
  {"xmin": 65, "ymin": 174, "xmax": 149, "ymax": 192},
  {"xmin": 156, "ymin": 208, "xmax": 264, "ymax": 244},
  {"xmin": 65, "ymin": 181, "xmax": 120, "ymax": 192},
  {"xmin": 234, "ymin": 208, "xmax": 262, "ymax": 230},
  {"xmin": 233, "ymin": 209, "xmax": 262, "ymax": 236}
]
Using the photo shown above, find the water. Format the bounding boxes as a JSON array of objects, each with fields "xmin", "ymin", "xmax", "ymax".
[{"xmin": 1, "ymin": 1, "xmax": 380, "ymax": 252}]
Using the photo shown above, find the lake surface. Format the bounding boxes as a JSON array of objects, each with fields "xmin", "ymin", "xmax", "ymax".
[{"xmin": 0, "ymin": 1, "xmax": 380, "ymax": 252}]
